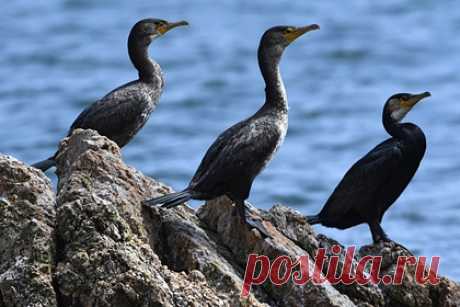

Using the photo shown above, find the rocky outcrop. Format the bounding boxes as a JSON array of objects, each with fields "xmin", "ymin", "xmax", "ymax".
[
  {"xmin": 0, "ymin": 128, "xmax": 458, "ymax": 307},
  {"xmin": 53, "ymin": 129, "xmax": 225, "ymax": 307},
  {"xmin": 0, "ymin": 156, "xmax": 57, "ymax": 307}
]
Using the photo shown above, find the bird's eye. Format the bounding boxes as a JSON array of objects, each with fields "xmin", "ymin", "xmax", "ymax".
[
  {"xmin": 401, "ymin": 95, "xmax": 410, "ymax": 101},
  {"xmin": 284, "ymin": 27, "xmax": 294, "ymax": 34}
]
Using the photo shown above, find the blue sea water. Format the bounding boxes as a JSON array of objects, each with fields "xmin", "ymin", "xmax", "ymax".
[{"xmin": 1, "ymin": 0, "xmax": 459, "ymax": 279}]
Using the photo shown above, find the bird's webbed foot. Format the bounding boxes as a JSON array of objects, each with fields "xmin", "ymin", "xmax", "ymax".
[
  {"xmin": 370, "ymin": 222, "xmax": 413, "ymax": 255},
  {"xmin": 236, "ymin": 201, "xmax": 272, "ymax": 239}
]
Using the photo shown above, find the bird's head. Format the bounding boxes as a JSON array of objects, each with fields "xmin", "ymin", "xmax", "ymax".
[
  {"xmin": 259, "ymin": 24, "xmax": 320, "ymax": 58},
  {"xmin": 383, "ymin": 92, "xmax": 431, "ymax": 122},
  {"xmin": 129, "ymin": 18, "xmax": 189, "ymax": 46}
]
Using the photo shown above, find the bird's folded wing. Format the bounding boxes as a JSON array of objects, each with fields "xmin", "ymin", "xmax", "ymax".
[
  {"xmin": 190, "ymin": 121, "xmax": 280, "ymax": 191},
  {"xmin": 320, "ymin": 139, "xmax": 403, "ymax": 218},
  {"xmin": 68, "ymin": 87, "xmax": 150, "ymax": 137}
]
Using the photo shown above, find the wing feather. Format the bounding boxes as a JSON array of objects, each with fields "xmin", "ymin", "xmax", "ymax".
[
  {"xmin": 189, "ymin": 118, "xmax": 282, "ymax": 197},
  {"xmin": 69, "ymin": 82, "xmax": 158, "ymax": 145},
  {"xmin": 319, "ymin": 138, "xmax": 403, "ymax": 221}
]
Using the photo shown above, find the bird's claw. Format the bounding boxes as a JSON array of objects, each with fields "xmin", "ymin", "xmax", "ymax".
[{"xmin": 235, "ymin": 201, "xmax": 272, "ymax": 238}]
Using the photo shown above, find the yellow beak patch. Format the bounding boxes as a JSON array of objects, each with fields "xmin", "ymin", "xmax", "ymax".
[{"xmin": 284, "ymin": 24, "xmax": 320, "ymax": 43}]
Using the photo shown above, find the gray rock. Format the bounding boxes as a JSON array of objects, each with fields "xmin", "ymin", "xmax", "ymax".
[
  {"xmin": 0, "ymin": 155, "xmax": 57, "ymax": 307},
  {"xmin": 359, "ymin": 242, "xmax": 460, "ymax": 307},
  {"xmin": 264, "ymin": 206, "xmax": 385, "ymax": 307},
  {"xmin": 0, "ymin": 129, "xmax": 458, "ymax": 307},
  {"xmin": 198, "ymin": 197, "xmax": 356, "ymax": 307},
  {"xmin": 54, "ymin": 129, "xmax": 224, "ymax": 307}
]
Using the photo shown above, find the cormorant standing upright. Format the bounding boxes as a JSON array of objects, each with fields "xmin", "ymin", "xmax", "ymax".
[
  {"xmin": 307, "ymin": 92, "xmax": 431, "ymax": 243},
  {"xmin": 32, "ymin": 18, "xmax": 188, "ymax": 171},
  {"xmin": 144, "ymin": 24, "xmax": 320, "ymax": 237}
]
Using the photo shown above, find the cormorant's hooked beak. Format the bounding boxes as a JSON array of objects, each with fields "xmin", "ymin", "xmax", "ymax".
[
  {"xmin": 285, "ymin": 24, "xmax": 320, "ymax": 43},
  {"xmin": 158, "ymin": 20, "xmax": 189, "ymax": 35},
  {"xmin": 401, "ymin": 91, "xmax": 431, "ymax": 108}
]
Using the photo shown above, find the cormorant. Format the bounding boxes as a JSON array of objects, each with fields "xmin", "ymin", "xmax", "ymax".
[
  {"xmin": 143, "ymin": 24, "xmax": 320, "ymax": 237},
  {"xmin": 32, "ymin": 18, "xmax": 188, "ymax": 171},
  {"xmin": 307, "ymin": 92, "xmax": 431, "ymax": 243}
]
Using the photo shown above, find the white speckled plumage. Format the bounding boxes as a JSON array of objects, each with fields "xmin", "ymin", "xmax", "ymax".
[
  {"xmin": 143, "ymin": 24, "xmax": 320, "ymax": 236},
  {"xmin": 184, "ymin": 26, "xmax": 295, "ymax": 202}
]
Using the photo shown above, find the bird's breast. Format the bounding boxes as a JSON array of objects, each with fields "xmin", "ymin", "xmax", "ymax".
[{"xmin": 251, "ymin": 113, "xmax": 288, "ymax": 168}]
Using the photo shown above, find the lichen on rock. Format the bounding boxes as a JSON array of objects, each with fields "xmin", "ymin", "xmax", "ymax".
[{"xmin": 0, "ymin": 155, "xmax": 57, "ymax": 307}]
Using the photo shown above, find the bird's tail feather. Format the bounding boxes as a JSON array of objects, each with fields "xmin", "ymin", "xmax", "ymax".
[
  {"xmin": 306, "ymin": 214, "xmax": 321, "ymax": 225},
  {"xmin": 143, "ymin": 190, "xmax": 192, "ymax": 209},
  {"xmin": 31, "ymin": 157, "xmax": 56, "ymax": 172}
]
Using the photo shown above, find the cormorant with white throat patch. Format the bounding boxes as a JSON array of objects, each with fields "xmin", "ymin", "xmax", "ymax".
[
  {"xmin": 143, "ymin": 24, "xmax": 320, "ymax": 237},
  {"xmin": 307, "ymin": 92, "xmax": 431, "ymax": 243}
]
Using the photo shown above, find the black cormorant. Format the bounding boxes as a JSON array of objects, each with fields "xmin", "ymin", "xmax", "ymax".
[
  {"xmin": 144, "ymin": 24, "xmax": 320, "ymax": 236},
  {"xmin": 32, "ymin": 18, "xmax": 188, "ymax": 171},
  {"xmin": 307, "ymin": 92, "xmax": 431, "ymax": 243}
]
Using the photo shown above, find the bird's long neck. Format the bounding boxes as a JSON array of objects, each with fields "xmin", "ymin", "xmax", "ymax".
[
  {"xmin": 128, "ymin": 36, "xmax": 162, "ymax": 84},
  {"xmin": 383, "ymin": 113, "xmax": 408, "ymax": 139},
  {"xmin": 258, "ymin": 46, "xmax": 287, "ymax": 111}
]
